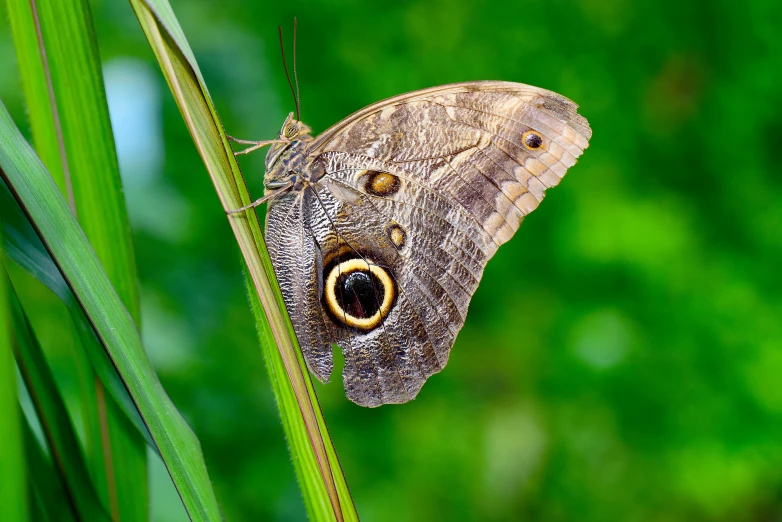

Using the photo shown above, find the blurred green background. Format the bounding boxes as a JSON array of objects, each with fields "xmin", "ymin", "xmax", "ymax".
[{"xmin": 3, "ymin": 0, "xmax": 782, "ymax": 520}]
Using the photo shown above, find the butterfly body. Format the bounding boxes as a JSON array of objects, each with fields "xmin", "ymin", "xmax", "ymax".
[{"xmin": 258, "ymin": 81, "xmax": 591, "ymax": 407}]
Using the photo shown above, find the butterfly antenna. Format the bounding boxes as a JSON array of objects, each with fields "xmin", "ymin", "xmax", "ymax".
[
  {"xmin": 278, "ymin": 25, "xmax": 299, "ymax": 121},
  {"xmin": 293, "ymin": 17, "xmax": 301, "ymax": 121}
]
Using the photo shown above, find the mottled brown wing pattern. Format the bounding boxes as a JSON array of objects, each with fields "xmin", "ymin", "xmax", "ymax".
[
  {"xmin": 310, "ymin": 183, "xmax": 451, "ymax": 405},
  {"xmin": 266, "ymin": 81, "xmax": 591, "ymax": 407},
  {"xmin": 311, "ymin": 82, "xmax": 592, "ymax": 255},
  {"xmin": 265, "ymin": 190, "xmax": 336, "ymax": 382}
]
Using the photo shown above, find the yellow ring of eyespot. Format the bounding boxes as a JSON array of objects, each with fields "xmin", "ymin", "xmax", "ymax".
[{"xmin": 324, "ymin": 259, "xmax": 395, "ymax": 330}]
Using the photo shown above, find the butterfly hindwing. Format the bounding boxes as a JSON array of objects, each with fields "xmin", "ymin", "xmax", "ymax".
[
  {"xmin": 310, "ymin": 183, "xmax": 441, "ymax": 405},
  {"xmin": 266, "ymin": 191, "xmax": 335, "ymax": 382}
]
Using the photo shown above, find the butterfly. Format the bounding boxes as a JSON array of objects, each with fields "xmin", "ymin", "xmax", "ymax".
[{"xmin": 231, "ymin": 81, "xmax": 591, "ymax": 407}]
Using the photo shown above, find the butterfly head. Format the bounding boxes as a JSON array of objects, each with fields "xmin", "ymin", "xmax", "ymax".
[{"xmin": 280, "ymin": 111, "xmax": 312, "ymax": 140}]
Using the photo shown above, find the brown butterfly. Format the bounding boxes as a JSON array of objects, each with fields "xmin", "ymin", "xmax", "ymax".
[{"xmin": 232, "ymin": 81, "xmax": 591, "ymax": 407}]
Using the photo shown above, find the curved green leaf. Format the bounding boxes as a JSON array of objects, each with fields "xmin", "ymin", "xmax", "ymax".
[
  {"xmin": 0, "ymin": 100, "xmax": 222, "ymax": 521},
  {"xmin": 0, "ymin": 179, "xmax": 153, "ymax": 451},
  {"xmin": 5, "ymin": 0, "xmax": 147, "ymax": 517}
]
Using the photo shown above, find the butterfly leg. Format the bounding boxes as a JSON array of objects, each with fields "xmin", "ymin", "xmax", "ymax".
[
  {"xmin": 226, "ymin": 182, "xmax": 294, "ymax": 214},
  {"xmin": 226, "ymin": 135, "xmax": 288, "ymax": 156}
]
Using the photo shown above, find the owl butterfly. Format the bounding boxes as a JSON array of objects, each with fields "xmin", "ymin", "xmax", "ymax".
[{"xmin": 232, "ymin": 81, "xmax": 591, "ymax": 407}]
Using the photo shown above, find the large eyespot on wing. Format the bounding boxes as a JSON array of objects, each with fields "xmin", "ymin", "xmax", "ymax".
[
  {"xmin": 322, "ymin": 257, "xmax": 396, "ymax": 331},
  {"xmin": 310, "ymin": 81, "xmax": 591, "ymax": 253}
]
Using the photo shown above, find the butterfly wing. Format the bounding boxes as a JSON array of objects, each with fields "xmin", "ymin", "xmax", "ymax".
[
  {"xmin": 310, "ymin": 81, "xmax": 591, "ymax": 256},
  {"xmin": 268, "ymin": 81, "xmax": 591, "ymax": 407}
]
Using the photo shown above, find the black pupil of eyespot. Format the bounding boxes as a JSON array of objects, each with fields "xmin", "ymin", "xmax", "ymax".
[
  {"xmin": 526, "ymin": 133, "xmax": 542, "ymax": 148},
  {"xmin": 336, "ymin": 270, "xmax": 384, "ymax": 319}
]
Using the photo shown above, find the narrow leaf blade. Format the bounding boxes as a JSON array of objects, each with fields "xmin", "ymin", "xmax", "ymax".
[
  {"xmin": 130, "ymin": 0, "xmax": 358, "ymax": 519},
  {"xmin": 0, "ymin": 100, "xmax": 222, "ymax": 521}
]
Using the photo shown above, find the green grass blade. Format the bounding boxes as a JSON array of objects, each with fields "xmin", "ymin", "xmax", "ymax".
[
  {"xmin": 22, "ymin": 411, "xmax": 77, "ymax": 522},
  {"xmin": 245, "ymin": 269, "xmax": 357, "ymax": 520},
  {"xmin": 5, "ymin": 0, "xmax": 147, "ymax": 517},
  {"xmin": 0, "ymin": 101, "xmax": 222, "ymax": 521},
  {"xmin": 0, "ymin": 180, "xmax": 153, "ymax": 451},
  {"xmin": 7, "ymin": 276, "xmax": 111, "ymax": 522},
  {"xmin": 5, "ymin": 0, "xmax": 142, "ymax": 316},
  {"xmin": 129, "ymin": 0, "xmax": 358, "ymax": 519},
  {"xmin": 3, "ymin": 0, "xmax": 138, "ymax": 313},
  {"xmin": 3, "ymin": 0, "xmax": 66, "ymax": 193},
  {"xmin": 0, "ymin": 259, "xmax": 27, "ymax": 522}
]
